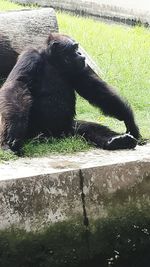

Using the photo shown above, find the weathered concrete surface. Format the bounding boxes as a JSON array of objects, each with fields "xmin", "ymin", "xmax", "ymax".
[
  {"xmin": 11, "ymin": 0, "xmax": 150, "ymax": 26},
  {"xmin": 0, "ymin": 143, "xmax": 149, "ymax": 179},
  {"xmin": 0, "ymin": 144, "xmax": 150, "ymax": 231}
]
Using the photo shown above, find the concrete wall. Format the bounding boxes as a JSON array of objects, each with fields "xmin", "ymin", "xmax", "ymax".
[
  {"xmin": 0, "ymin": 144, "xmax": 150, "ymax": 266},
  {"xmin": 0, "ymin": 144, "xmax": 150, "ymax": 231},
  {"xmin": 11, "ymin": 0, "xmax": 150, "ymax": 26}
]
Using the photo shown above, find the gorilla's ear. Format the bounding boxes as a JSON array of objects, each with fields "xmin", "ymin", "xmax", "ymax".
[
  {"xmin": 72, "ymin": 43, "xmax": 79, "ymax": 50},
  {"xmin": 48, "ymin": 41, "xmax": 60, "ymax": 55}
]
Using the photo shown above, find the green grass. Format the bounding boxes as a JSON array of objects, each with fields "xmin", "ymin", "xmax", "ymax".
[
  {"xmin": 0, "ymin": 3, "xmax": 149, "ymax": 160},
  {"xmin": 0, "ymin": 136, "xmax": 91, "ymax": 161},
  {"xmin": 0, "ymin": 0, "xmax": 23, "ymax": 10},
  {"xmin": 0, "ymin": 149, "xmax": 18, "ymax": 161},
  {"xmin": 22, "ymin": 136, "xmax": 90, "ymax": 157}
]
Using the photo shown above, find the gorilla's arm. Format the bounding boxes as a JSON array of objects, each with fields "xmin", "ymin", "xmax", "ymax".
[
  {"xmin": 74, "ymin": 67, "xmax": 140, "ymax": 139},
  {"xmin": 0, "ymin": 48, "xmax": 44, "ymax": 153}
]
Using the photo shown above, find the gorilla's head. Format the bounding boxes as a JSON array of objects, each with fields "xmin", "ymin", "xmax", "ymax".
[{"xmin": 46, "ymin": 33, "xmax": 86, "ymax": 73}]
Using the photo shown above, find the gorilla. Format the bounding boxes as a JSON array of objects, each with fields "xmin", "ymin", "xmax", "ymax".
[{"xmin": 0, "ymin": 33, "xmax": 140, "ymax": 154}]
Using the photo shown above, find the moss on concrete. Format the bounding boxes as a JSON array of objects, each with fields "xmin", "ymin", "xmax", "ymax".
[{"xmin": 0, "ymin": 203, "xmax": 150, "ymax": 267}]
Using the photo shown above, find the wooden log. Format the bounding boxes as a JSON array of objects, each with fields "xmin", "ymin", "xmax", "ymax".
[{"xmin": 0, "ymin": 8, "xmax": 58, "ymax": 77}]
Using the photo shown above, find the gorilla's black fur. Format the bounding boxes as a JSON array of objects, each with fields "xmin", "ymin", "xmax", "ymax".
[{"xmin": 0, "ymin": 33, "xmax": 140, "ymax": 153}]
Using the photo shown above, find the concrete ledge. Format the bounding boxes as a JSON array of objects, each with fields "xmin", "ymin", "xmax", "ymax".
[
  {"xmin": 11, "ymin": 0, "xmax": 150, "ymax": 26},
  {"xmin": 0, "ymin": 144, "xmax": 150, "ymax": 231}
]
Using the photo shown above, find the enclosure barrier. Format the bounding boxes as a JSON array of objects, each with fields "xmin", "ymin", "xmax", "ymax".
[
  {"xmin": 0, "ymin": 145, "xmax": 150, "ymax": 265},
  {"xmin": 11, "ymin": 0, "xmax": 150, "ymax": 26}
]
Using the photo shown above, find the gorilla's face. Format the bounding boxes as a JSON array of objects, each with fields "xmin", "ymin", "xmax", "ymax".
[{"xmin": 48, "ymin": 39, "xmax": 86, "ymax": 73}]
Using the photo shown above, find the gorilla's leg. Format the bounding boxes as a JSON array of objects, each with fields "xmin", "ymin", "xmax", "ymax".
[{"xmin": 73, "ymin": 120, "xmax": 137, "ymax": 150}]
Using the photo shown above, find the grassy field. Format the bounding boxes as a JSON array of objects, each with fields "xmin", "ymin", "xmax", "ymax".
[{"xmin": 0, "ymin": 1, "xmax": 149, "ymax": 160}]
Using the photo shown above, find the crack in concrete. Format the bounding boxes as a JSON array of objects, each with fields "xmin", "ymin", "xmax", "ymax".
[{"xmin": 79, "ymin": 169, "xmax": 91, "ymax": 260}]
